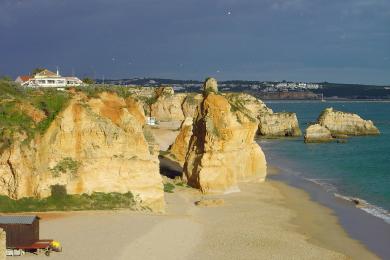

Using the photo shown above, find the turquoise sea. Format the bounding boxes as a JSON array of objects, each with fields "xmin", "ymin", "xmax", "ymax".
[{"xmin": 259, "ymin": 101, "xmax": 390, "ymax": 223}]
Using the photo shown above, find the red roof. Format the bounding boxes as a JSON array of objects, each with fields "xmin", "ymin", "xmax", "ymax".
[{"xmin": 18, "ymin": 75, "xmax": 32, "ymax": 82}]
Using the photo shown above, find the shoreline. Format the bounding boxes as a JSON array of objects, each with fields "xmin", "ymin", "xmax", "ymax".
[
  {"xmin": 18, "ymin": 178, "xmax": 378, "ymax": 259},
  {"xmin": 265, "ymin": 156, "xmax": 390, "ymax": 259}
]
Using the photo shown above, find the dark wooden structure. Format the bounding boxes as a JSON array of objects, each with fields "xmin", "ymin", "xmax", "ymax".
[{"xmin": 0, "ymin": 215, "xmax": 40, "ymax": 248}]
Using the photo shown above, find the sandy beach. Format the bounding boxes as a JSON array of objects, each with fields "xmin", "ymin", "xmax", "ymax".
[{"xmin": 19, "ymin": 179, "xmax": 378, "ymax": 260}]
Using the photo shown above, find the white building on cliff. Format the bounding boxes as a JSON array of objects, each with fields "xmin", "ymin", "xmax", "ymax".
[{"xmin": 16, "ymin": 69, "xmax": 84, "ymax": 88}]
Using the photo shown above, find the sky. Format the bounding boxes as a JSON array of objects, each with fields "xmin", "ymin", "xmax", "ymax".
[{"xmin": 0, "ymin": 0, "xmax": 389, "ymax": 84}]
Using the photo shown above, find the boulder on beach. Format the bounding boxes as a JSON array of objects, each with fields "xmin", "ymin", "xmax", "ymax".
[
  {"xmin": 304, "ymin": 124, "xmax": 333, "ymax": 143},
  {"xmin": 183, "ymin": 78, "xmax": 267, "ymax": 194}
]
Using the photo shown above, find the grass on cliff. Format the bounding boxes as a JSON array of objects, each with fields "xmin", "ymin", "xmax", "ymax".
[
  {"xmin": 0, "ymin": 189, "xmax": 137, "ymax": 212},
  {"xmin": 75, "ymin": 85, "xmax": 133, "ymax": 99},
  {"xmin": 0, "ymin": 81, "xmax": 71, "ymax": 146},
  {"xmin": 226, "ymin": 93, "xmax": 257, "ymax": 123}
]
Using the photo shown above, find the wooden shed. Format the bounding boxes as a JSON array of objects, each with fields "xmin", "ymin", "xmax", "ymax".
[{"xmin": 0, "ymin": 215, "xmax": 40, "ymax": 248}]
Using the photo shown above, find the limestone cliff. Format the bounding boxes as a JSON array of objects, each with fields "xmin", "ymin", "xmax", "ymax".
[
  {"xmin": 304, "ymin": 124, "xmax": 333, "ymax": 143},
  {"xmin": 125, "ymin": 96, "xmax": 146, "ymax": 125},
  {"xmin": 167, "ymin": 117, "xmax": 193, "ymax": 166},
  {"xmin": 0, "ymin": 92, "xmax": 165, "ymax": 212},
  {"xmin": 183, "ymin": 78, "xmax": 267, "ymax": 194},
  {"xmin": 150, "ymin": 86, "xmax": 186, "ymax": 121},
  {"xmin": 258, "ymin": 112, "xmax": 302, "ymax": 137},
  {"xmin": 182, "ymin": 94, "xmax": 203, "ymax": 118},
  {"xmin": 224, "ymin": 93, "xmax": 301, "ymax": 137},
  {"xmin": 317, "ymin": 108, "xmax": 379, "ymax": 135},
  {"xmin": 225, "ymin": 93, "xmax": 272, "ymax": 118}
]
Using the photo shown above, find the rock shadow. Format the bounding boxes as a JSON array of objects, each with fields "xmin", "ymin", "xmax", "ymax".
[{"xmin": 159, "ymin": 155, "xmax": 183, "ymax": 179}]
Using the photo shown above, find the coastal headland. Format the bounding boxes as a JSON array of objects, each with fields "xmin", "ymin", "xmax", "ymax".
[{"xmin": 0, "ymin": 78, "xmax": 384, "ymax": 259}]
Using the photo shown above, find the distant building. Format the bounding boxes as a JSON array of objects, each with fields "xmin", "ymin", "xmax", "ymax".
[
  {"xmin": 15, "ymin": 75, "xmax": 32, "ymax": 84},
  {"xmin": 16, "ymin": 69, "xmax": 83, "ymax": 88}
]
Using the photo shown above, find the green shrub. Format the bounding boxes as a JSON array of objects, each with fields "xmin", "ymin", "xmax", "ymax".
[
  {"xmin": 51, "ymin": 185, "xmax": 67, "ymax": 198},
  {"xmin": 49, "ymin": 157, "xmax": 81, "ymax": 178},
  {"xmin": 0, "ymin": 192, "xmax": 136, "ymax": 212},
  {"xmin": 163, "ymin": 183, "xmax": 175, "ymax": 193}
]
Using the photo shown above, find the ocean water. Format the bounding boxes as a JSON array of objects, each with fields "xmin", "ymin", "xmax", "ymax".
[{"xmin": 258, "ymin": 101, "xmax": 390, "ymax": 223}]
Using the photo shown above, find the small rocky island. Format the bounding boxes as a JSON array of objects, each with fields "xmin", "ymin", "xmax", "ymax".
[{"xmin": 305, "ymin": 107, "xmax": 380, "ymax": 143}]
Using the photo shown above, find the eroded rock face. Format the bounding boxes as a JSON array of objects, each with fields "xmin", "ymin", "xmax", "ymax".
[
  {"xmin": 225, "ymin": 93, "xmax": 272, "ymax": 118},
  {"xmin": 150, "ymin": 87, "xmax": 186, "ymax": 121},
  {"xmin": 17, "ymin": 102, "xmax": 47, "ymax": 123},
  {"xmin": 125, "ymin": 96, "xmax": 146, "ymax": 125},
  {"xmin": 204, "ymin": 77, "xmax": 218, "ymax": 94},
  {"xmin": 304, "ymin": 124, "xmax": 333, "ymax": 143},
  {"xmin": 183, "ymin": 80, "xmax": 267, "ymax": 194},
  {"xmin": 317, "ymin": 108, "xmax": 379, "ymax": 135},
  {"xmin": 0, "ymin": 92, "xmax": 165, "ymax": 212},
  {"xmin": 258, "ymin": 112, "xmax": 302, "ymax": 137},
  {"xmin": 167, "ymin": 117, "xmax": 193, "ymax": 166},
  {"xmin": 224, "ymin": 93, "xmax": 301, "ymax": 137},
  {"xmin": 182, "ymin": 94, "xmax": 203, "ymax": 118}
]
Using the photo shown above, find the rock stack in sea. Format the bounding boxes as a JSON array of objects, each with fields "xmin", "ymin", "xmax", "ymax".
[
  {"xmin": 183, "ymin": 78, "xmax": 267, "ymax": 194},
  {"xmin": 223, "ymin": 92, "xmax": 301, "ymax": 137},
  {"xmin": 258, "ymin": 112, "xmax": 302, "ymax": 137},
  {"xmin": 304, "ymin": 124, "xmax": 333, "ymax": 143},
  {"xmin": 304, "ymin": 107, "xmax": 380, "ymax": 143},
  {"xmin": 317, "ymin": 107, "xmax": 379, "ymax": 135}
]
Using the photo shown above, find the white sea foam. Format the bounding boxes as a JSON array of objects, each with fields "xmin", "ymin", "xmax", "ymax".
[
  {"xmin": 333, "ymin": 193, "xmax": 390, "ymax": 224},
  {"xmin": 306, "ymin": 178, "xmax": 390, "ymax": 224},
  {"xmin": 306, "ymin": 178, "xmax": 338, "ymax": 193}
]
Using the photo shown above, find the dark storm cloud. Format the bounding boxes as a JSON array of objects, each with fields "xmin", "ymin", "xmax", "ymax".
[{"xmin": 0, "ymin": 0, "xmax": 389, "ymax": 83}]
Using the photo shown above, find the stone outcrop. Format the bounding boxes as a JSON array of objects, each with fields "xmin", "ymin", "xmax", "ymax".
[
  {"xmin": 224, "ymin": 93, "xmax": 301, "ymax": 137},
  {"xmin": 304, "ymin": 124, "xmax": 333, "ymax": 143},
  {"xmin": 150, "ymin": 86, "xmax": 186, "ymax": 121},
  {"xmin": 125, "ymin": 96, "xmax": 146, "ymax": 125},
  {"xmin": 17, "ymin": 102, "xmax": 47, "ymax": 123},
  {"xmin": 0, "ymin": 92, "xmax": 165, "ymax": 212},
  {"xmin": 317, "ymin": 108, "xmax": 379, "ymax": 136},
  {"xmin": 182, "ymin": 94, "xmax": 203, "ymax": 118},
  {"xmin": 167, "ymin": 117, "xmax": 193, "ymax": 166},
  {"xmin": 203, "ymin": 77, "xmax": 218, "ymax": 94},
  {"xmin": 183, "ymin": 78, "xmax": 267, "ymax": 194},
  {"xmin": 225, "ymin": 93, "xmax": 272, "ymax": 118},
  {"xmin": 258, "ymin": 112, "xmax": 302, "ymax": 137}
]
